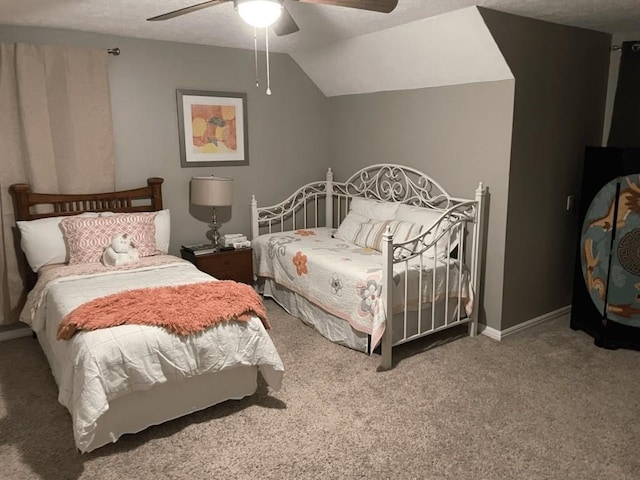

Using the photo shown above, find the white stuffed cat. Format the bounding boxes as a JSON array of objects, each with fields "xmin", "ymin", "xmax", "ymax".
[{"xmin": 102, "ymin": 233, "xmax": 140, "ymax": 267}]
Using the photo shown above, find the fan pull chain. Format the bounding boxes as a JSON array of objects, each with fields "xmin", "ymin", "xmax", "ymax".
[
  {"xmin": 254, "ymin": 27, "xmax": 259, "ymax": 89},
  {"xmin": 265, "ymin": 27, "xmax": 272, "ymax": 96}
]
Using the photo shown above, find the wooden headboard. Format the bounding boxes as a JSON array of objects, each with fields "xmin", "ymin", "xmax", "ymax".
[
  {"xmin": 9, "ymin": 177, "xmax": 164, "ymax": 221},
  {"xmin": 8, "ymin": 178, "xmax": 164, "ymax": 290}
]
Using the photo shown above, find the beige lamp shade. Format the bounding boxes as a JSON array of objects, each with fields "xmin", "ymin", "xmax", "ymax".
[{"xmin": 190, "ymin": 176, "xmax": 233, "ymax": 206}]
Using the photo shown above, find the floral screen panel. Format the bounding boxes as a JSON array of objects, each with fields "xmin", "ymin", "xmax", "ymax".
[{"xmin": 581, "ymin": 175, "xmax": 640, "ymax": 327}]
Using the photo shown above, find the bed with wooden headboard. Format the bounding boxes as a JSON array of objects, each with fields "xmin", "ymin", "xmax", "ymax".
[
  {"xmin": 9, "ymin": 179, "xmax": 284, "ymax": 453},
  {"xmin": 10, "ymin": 178, "xmax": 164, "ymax": 290}
]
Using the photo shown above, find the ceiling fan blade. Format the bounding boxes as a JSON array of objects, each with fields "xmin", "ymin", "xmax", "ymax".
[
  {"xmin": 147, "ymin": 0, "xmax": 230, "ymax": 21},
  {"xmin": 273, "ymin": 6, "xmax": 300, "ymax": 36},
  {"xmin": 297, "ymin": 0, "xmax": 398, "ymax": 14}
]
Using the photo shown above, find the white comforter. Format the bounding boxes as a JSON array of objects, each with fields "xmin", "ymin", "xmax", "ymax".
[{"xmin": 20, "ymin": 256, "xmax": 284, "ymax": 452}]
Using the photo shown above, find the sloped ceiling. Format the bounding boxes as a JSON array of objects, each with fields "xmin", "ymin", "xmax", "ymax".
[
  {"xmin": 0, "ymin": 0, "xmax": 637, "ymax": 53},
  {"xmin": 291, "ymin": 7, "xmax": 513, "ymax": 97}
]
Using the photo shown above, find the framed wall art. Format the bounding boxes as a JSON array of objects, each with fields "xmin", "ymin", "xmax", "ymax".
[{"xmin": 177, "ymin": 89, "xmax": 249, "ymax": 167}]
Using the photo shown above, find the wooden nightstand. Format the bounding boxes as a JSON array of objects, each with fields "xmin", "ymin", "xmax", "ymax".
[{"xmin": 180, "ymin": 248, "xmax": 253, "ymax": 285}]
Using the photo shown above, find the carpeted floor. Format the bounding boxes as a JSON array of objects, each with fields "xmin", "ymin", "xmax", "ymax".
[{"xmin": 0, "ymin": 299, "xmax": 638, "ymax": 480}]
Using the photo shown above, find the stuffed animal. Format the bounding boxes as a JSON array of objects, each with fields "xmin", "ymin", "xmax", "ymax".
[{"xmin": 102, "ymin": 233, "xmax": 140, "ymax": 267}]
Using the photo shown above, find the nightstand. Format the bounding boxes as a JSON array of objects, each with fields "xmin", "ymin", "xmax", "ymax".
[{"xmin": 180, "ymin": 248, "xmax": 253, "ymax": 285}]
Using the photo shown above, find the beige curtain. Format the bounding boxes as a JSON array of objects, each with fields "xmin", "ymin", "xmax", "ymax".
[{"xmin": 0, "ymin": 43, "xmax": 115, "ymax": 325}]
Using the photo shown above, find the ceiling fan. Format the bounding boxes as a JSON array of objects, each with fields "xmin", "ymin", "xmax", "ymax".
[{"xmin": 147, "ymin": 0, "xmax": 399, "ymax": 36}]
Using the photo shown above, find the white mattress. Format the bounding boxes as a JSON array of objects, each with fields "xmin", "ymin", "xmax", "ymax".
[{"xmin": 20, "ymin": 256, "xmax": 284, "ymax": 452}]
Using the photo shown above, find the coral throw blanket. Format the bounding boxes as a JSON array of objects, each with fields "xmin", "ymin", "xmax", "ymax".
[{"xmin": 57, "ymin": 280, "xmax": 270, "ymax": 340}]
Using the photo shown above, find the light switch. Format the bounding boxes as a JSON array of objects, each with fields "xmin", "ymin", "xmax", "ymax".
[{"xmin": 566, "ymin": 195, "xmax": 575, "ymax": 211}]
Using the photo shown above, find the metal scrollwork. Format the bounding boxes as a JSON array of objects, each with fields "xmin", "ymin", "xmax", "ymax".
[{"xmin": 335, "ymin": 164, "xmax": 453, "ymax": 209}]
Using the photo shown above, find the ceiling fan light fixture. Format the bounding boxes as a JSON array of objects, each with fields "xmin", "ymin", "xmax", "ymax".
[{"xmin": 236, "ymin": 0, "xmax": 282, "ymax": 28}]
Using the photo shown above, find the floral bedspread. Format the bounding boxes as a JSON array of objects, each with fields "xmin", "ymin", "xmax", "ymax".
[{"xmin": 252, "ymin": 228, "xmax": 471, "ymax": 349}]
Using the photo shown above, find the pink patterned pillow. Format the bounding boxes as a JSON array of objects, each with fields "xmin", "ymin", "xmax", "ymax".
[{"xmin": 61, "ymin": 214, "xmax": 158, "ymax": 264}]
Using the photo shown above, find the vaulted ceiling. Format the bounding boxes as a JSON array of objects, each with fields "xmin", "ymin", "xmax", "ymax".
[{"xmin": 0, "ymin": 0, "xmax": 638, "ymax": 54}]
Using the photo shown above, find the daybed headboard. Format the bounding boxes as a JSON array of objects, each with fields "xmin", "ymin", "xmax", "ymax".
[
  {"xmin": 329, "ymin": 164, "xmax": 463, "ymax": 227},
  {"xmin": 9, "ymin": 177, "xmax": 164, "ymax": 221},
  {"xmin": 251, "ymin": 164, "xmax": 476, "ymax": 238}
]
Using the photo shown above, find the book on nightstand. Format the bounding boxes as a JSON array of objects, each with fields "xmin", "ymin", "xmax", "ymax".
[
  {"xmin": 221, "ymin": 234, "xmax": 247, "ymax": 247},
  {"xmin": 231, "ymin": 240, "xmax": 251, "ymax": 249},
  {"xmin": 182, "ymin": 243, "xmax": 217, "ymax": 255}
]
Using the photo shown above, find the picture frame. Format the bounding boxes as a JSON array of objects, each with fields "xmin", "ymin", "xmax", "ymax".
[{"xmin": 177, "ymin": 89, "xmax": 249, "ymax": 167}]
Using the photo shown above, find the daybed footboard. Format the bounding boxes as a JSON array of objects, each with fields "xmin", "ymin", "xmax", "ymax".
[
  {"xmin": 251, "ymin": 164, "xmax": 487, "ymax": 369},
  {"xmin": 378, "ymin": 189, "xmax": 486, "ymax": 369}
]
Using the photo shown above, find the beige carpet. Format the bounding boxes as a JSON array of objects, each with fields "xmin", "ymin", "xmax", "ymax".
[{"xmin": 0, "ymin": 299, "xmax": 638, "ymax": 480}]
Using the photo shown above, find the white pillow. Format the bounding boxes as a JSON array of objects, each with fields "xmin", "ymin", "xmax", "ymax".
[
  {"xmin": 350, "ymin": 197, "xmax": 399, "ymax": 220},
  {"xmin": 17, "ymin": 212, "xmax": 98, "ymax": 272},
  {"xmin": 154, "ymin": 209, "xmax": 171, "ymax": 254},
  {"xmin": 334, "ymin": 211, "xmax": 368, "ymax": 243},
  {"xmin": 101, "ymin": 210, "xmax": 170, "ymax": 254},
  {"xmin": 396, "ymin": 204, "xmax": 457, "ymax": 258}
]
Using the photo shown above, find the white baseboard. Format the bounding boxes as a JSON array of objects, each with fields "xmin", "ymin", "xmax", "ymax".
[
  {"xmin": 0, "ymin": 306, "xmax": 573, "ymax": 342},
  {"xmin": 479, "ymin": 324, "xmax": 502, "ymax": 340},
  {"xmin": 479, "ymin": 305, "xmax": 571, "ymax": 341},
  {"xmin": 0, "ymin": 326, "xmax": 32, "ymax": 342}
]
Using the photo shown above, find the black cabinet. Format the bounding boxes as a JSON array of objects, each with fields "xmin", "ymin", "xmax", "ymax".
[{"xmin": 570, "ymin": 146, "xmax": 640, "ymax": 349}]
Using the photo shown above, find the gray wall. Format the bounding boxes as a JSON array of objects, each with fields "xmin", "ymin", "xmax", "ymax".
[
  {"xmin": 480, "ymin": 9, "xmax": 611, "ymax": 329},
  {"xmin": 0, "ymin": 26, "xmax": 330, "ymax": 254},
  {"xmin": 327, "ymin": 81, "xmax": 515, "ymax": 329},
  {"xmin": 0, "ymin": 12, "xmax": 614, "ymax": 333},
  {"xmin": 603, "ymin": 31, "xmax": 640, "ymax": 143}
]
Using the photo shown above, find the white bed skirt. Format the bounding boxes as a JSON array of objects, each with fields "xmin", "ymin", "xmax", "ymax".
[
  {"xmin": 88, "ymin": 366, "xmax": 258, "ymax": 452},
  {"xmin": 259, "ymin": 278, "xmax": 466, "ymax": 355},
  {"xmin": 261, "ymin": 277, "xmax": 370, "ymax": 352},
  {"xmin": 36, "ymin": 332, "xmax": 260, "ymax": 453}
]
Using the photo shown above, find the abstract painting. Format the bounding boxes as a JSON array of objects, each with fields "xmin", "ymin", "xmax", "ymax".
[{"xmin": 177, "ymin": 90, "xmax": 248, "ymax": 167}]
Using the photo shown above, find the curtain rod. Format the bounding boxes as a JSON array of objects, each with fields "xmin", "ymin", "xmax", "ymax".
[
  {"xmin": 107, "ymin": 47, "xmax": 120, "ymax": 56},
  {"xmin": 612, "ymin": 43, "xmax": 640, "ymax": 51}
]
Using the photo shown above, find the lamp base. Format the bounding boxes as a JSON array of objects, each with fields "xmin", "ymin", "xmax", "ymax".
[
  {"xmin": 210, "ymin": 206, "xmax": 222, "ymax": 249},
  {"xmin": 211, "ymin": 225, "xmax": 222, "ymax": 249}
]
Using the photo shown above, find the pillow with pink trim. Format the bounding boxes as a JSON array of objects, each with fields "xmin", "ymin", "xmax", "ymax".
[{"xmin": 61, "ymin": 214, "xmax": 158, "ymax": 264}]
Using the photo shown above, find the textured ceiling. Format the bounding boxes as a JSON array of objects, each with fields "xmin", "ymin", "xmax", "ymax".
[{"xmin": 0, "ymin": 0, "xmax": 638, "ymax": 53}]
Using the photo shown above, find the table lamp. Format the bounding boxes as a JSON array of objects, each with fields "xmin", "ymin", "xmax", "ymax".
[{"xmin": 190, "ymin": 176, "xmax": 234, "ymax": 248}]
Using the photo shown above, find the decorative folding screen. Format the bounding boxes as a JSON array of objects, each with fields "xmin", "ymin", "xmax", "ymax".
[{"xmin": 571, "ymin": 147, "xmax": 640, "ymax": 349}]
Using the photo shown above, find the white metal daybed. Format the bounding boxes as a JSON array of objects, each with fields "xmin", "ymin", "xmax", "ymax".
[{"xmin": 251, "ymin": 164, "xmax": 487, "ymax": 369}]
